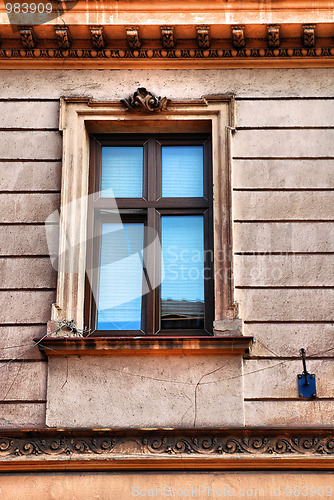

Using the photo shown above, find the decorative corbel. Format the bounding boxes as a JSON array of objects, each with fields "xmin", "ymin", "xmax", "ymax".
[
  {"xmin": 90, "ymin": 26, "xmax": 106, "ymax": 49},
  {"xmin": 231, "ymin": 25, "xmax": 245, "ymax": 49},
  {"xmin": 126, "ymin": 26, "xmax": 142, "ymax": 49},
  {"xmin": 161, "ymin": 26, "xmax": 175, "ymax": 49},
  {"xmin": 54, "ymin": 25, "xmax": 72, "ymax": 49},
  {"xmin": 303, "ymin": 24, "xmax": 316, "ymax": 48},
  {"xmin": 19, "ymin": 26, "xmax": 36, "ymax": 49},
  {"xmin": 267, "ymin": 25, "xmax": 280, "ymax": 48},
  {"xmin": 122, "ymin": 88, "xmax": 169, "ymax": 113},
  {"xmin": 196, "ymin": 26, "xmax": 210, "ymax": 48}
]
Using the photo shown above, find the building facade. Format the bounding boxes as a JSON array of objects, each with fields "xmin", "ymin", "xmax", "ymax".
[{"xmin": 0, "ymin": 1, "xmax": 333, "ymax": 497}]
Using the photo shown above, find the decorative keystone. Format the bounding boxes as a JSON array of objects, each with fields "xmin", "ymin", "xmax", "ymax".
[{"xmin": 122, "ymin": 88, "xmax": 169, "ymax": 113}]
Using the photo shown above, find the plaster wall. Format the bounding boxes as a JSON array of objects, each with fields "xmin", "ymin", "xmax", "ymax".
[
  {"xmin": 46, "ymin": 356, "xmax": 243, "ymax": 428},
  {"xmin": 0, "ymin": 471, "xmax": 333, "ymax": 500},
  {"xmin": 0, "ymin": 68, "xmax": 333, "ymax": 428}
]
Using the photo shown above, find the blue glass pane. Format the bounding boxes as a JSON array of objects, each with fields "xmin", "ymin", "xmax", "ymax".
[
  {"xmin": 161, "ymin": 216, "xmax": 204, "ymax": 329},
  {"xmin": 162, "ymin": 146, "xmax": 203, "ymax": 198},
  {"xmin": 97, "ymin": 223, "xmax": 145, "ymax": 330},
  {"xmin": 101, "ymin": 147, "xmax": 143, "ymax": 198}
]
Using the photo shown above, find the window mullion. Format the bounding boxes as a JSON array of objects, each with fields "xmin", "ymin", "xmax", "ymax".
[
  {"xmin": 145, "ymin": 207, "xmax": 160, "ymax": 334},
  {"xmin": 147, "ymin": 138, "xmax": 156, "ymax": 202}
]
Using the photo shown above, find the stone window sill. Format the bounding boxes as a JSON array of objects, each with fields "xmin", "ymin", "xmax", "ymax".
[{"xmin": 36, "ymin": 336, "xmax": 253, "ymax": 357}]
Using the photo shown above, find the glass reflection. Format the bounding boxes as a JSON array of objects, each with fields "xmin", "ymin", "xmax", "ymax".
[
  {"xmin": 101, "ymin": 147, "xmax": 143, "ymax": 198},
  {"xmin": 97, "ymin": 223, "xmax": 146, "ymax": 330},
  {"xmin": 161, "ymin": 216, "xmax": 204, "ymax": 329},
  {"xmin": 162, "ymin": 146, "xmax": 203, "ymax": 198}
]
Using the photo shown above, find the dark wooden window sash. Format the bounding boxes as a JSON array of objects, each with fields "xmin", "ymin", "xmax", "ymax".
[{"xmin": 85, "ymin": 134, "xmax": 214, "ymax": 337}]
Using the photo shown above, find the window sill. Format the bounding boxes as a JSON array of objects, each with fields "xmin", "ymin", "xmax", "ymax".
[{"xmin": 36, "ymin": 336, "xmax": 253, "ymax": 357}]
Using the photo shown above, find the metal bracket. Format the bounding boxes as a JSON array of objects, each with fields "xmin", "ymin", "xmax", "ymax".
[{"xmin": 297, "ymin": 348, "xmax": 317, "ymax": 399}]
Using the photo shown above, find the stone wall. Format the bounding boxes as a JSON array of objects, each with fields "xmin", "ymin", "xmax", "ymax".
[{"xmin": 0, "ymin": 68, "xmax": 333, "ymax": 427}]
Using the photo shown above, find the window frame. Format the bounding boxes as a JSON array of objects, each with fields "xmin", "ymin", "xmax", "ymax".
[
  {"xmin": 50, "ymin": 95, "xmax": 240, "ymax": 338},
  {"xmin": 85, "ymin": 133, "xmax": 214, "ymax": 336}
]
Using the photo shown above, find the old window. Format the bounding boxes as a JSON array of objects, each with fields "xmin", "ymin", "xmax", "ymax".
[
  {"xmin": 48, "ymin": 95, "xmax": 240, "ymax": 340},
  {"xmin": 85, "ymin": 134, "xmax": 214, "ymax": 335}
]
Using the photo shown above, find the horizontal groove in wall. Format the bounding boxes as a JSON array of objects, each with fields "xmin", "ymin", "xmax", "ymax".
[
  {"xmin": 245, "ymin": 356, "xmax": 333, "ymax": 360},
  {"xmin": 244, "ymin": 320, "xmax": 334, "ymax": 324},
  {"xmin": 0, "ymin": 222, "xmax": 55, "ymax": 226},
  {"xmin": 0, "ymin": 288, "xmax": 56, "ymax": 292},
  {"xmin": 0, "ymin": 400, "xmax": 46, "ymax": 404},
  {"xmin": 0, "ymin": 128, "xmax": 59, "ymax": 132},
  {"xmin": 0, "ymin": 190, "xmax": 60, "ymax": 195},
  {"xmin": 0, "ymin": 323, "xmax": 46, "ymax": 327},
  {"xmin": 0, "ymin": 159, "xmax": 61, "ymax": 163},
  {"xmin": 233, "ymin": 157, "xmax": 334, "ymax": 160},
  {"xmin": 0, "ymin": 98, "xmax": 59, "ymax": 102},
  {"xmin": 236, "ymin": 126, "xmax": 334, "ymax": 131},
  {"xmin": 0, "ymin": 359, "xmax": 47, "ymax": 364},
  {"xmin": 0, "ymin": 255, "xmax": 52, "ymax": 259},
  {"xmin": 233, "ymin": 158, "xmax": 334, "ymax": 162},
  {"xmin": 236, "ymin": 286, "xmax": 334, "ymax": 289},
  {"xmin": 234, "ymin": 252, "xmax": 334, "ymax": 255},
  {"xmin": 244, "ymin": 398, "xmax": 334, "ymax": 402},
  {"xmin": 234, "ymin": 220, "xmax": 334, "ymax": 223},
  {"xmin": 235, "ymin": 97, "xmax": 334, "ymax": 101},
  {"xmin": 233, "ymin": 188, "xmax": 334, "ymax": 192}
]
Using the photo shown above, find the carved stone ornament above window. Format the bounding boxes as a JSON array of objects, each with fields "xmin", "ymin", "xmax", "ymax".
[{"xmin": 121, "ymin": 87, "xmax": 169, "ymax": 113}]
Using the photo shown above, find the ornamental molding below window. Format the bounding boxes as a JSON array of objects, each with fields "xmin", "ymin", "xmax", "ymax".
[{"xmin": 0, "ymin": 428, "xmax": 333, "ymax": 471}]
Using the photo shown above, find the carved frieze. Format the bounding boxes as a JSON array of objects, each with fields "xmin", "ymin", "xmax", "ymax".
[
  {"xmin": 0, "ymin": 430, "xmax": 333, "ymax": 460},
  {"xmin": 0, "ymin": 46, "xmax": 333, "ymax": 63},
  {"xmin": 142, "ymin": 434, "xmax": 334, "ymax": 456},
  {"xmin": 122, "ymin": 87, "xmax": 169, "ymax": 113},
  {"xmin": 54, "ymin": 25, "xmax": 72, "ymax": 49},
  {"xmin": 19, "ymin": 26, "xmax": 36, "ymax": 49},
  {"xmin": 267, "ymin": 25, "xmax": 280, "ymax": 48},
  {"xmin": 231, "ymin": 25, "xmax": 245, "ymax": 49},
  {"xmin": 126, "ymin": 26, "xmax": 142, "ymax": 49},
  {"xmin": 196, "ymin": 26, "xmax": 210, "ymax": 48},
  {"xmin": 90, "ymin": 26, "xmax": 106, "ymax": 49},
  {"xmin": 161, "ymin": 26, "xmax": 175, "ymax": 49},
  {"xmin": 303, "ymin": 24, "xmax": 316, "ymax": 48}
]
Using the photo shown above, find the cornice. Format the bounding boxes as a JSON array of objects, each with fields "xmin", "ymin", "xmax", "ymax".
[
  {"xmin": 0, "ymin": 428, "xmax": 333, "ymax": 471},
  {"xmin": 0, "ymin": 19, "xmax": 334, "ymax": 68},
  {"xmin": 2, "ymin": 1, "xmax": 334, "ymax": 25}
]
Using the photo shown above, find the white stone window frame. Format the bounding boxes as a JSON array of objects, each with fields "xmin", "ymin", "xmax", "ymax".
[{"xmin": 51, "ymin": 95, "xmax": 240, "ymax": 336}]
